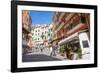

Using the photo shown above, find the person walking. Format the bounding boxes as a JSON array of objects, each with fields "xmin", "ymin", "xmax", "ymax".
[
  {"xmin": 40, "ymin": 46, "xmax": 44, "ymax": 52},
  {"xmin": 50, "ymin": 45, "xmax": 56, "ymax": 56},
  {"xmin": 53, "ymin": 45, "xmax": 56, "ymax": 56},
  {"xmin": 50, "ymin": 46, "xmax": 53, "ymax": 56}
]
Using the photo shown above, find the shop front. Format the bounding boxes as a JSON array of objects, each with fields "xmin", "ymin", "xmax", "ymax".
[{"xmin": 58, "ymin": 31, "xmax": 90, "ymax": 60}]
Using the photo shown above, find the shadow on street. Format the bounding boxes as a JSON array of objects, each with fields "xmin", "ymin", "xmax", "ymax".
[{"xmin": 22, "ymin": 54, "xmax": 61, "ymax": 62}]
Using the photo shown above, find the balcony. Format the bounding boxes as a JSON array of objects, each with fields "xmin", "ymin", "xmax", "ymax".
[
  {"xmin": 54, "ymin": 24, "xmax": 60, "ymax": 30},
  {"xmin": 67, "ymin": 23, "xmax": 88, "ymax": 35},
  {"xmin": 65, "ymin": 13, "xmax": 75, "ymax": 21},
  {"xmin": 23, "ymin": 23, "xmax": 31, "ymax": 33},
  {"xmin": 59, "ymin": 13, "xmax": 66, "ymax": 22},
  {"xmin": 54, "ymin": 22, "xmax": 64, "ymax": 34},
  {"xmin": 54, "ymin": 14, "xmax": 75, "ymax": 34}
]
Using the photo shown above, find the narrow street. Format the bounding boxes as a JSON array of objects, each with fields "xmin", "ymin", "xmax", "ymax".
[
  {"xmin": 22, "ymin": 48, "xmax": 66, "ymax": 62},
  {"xmin": 22, "ymin": 11, "xmax": 90, "ymax": 62}
]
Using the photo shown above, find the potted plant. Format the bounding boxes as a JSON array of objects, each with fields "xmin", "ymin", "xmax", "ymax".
[{"xmin": 59, "ymin": 45, "xmax": 65, "ymax": 56}]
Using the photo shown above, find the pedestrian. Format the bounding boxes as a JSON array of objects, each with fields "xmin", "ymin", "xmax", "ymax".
[
  {"xmin": 40, "ymin": 46, "xmax": 42, "ymax": 52},
  {"xmin": 53, "ymin": 45, "xmax": 56, "ymax": 56},
  {"xmin": 50, "ymin": 44, "xmax": 57, "ymax": 56},
  {"xmin": 50, "ymin": 46, "xmax": 53, "ymax": 56}
]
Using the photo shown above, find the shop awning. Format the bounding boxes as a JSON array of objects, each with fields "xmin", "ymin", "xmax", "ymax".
[{"xmin": 58, "ymin": 32, "xmax": 79, "ymax": 45}]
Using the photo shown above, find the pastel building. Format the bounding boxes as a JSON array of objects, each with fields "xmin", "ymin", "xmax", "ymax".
[{"xmin": 31, "ymin": 24, "xmax": 53, "ymax": 48}]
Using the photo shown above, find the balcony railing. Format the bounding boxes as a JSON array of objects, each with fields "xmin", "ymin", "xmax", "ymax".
[
  {"xmin": 67, "ymin": 23, "xmax": 87, "ymax": 35},
  {"xmin": 54, "ymin": 14, "xmax": 75, "ymax": 33}
]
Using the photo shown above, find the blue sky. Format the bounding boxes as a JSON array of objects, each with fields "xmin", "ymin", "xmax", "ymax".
[{"xmin": 30, "ymin": 11, "xmax": 55, "ymax": 25}]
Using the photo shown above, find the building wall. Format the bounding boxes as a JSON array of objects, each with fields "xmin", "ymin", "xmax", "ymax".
[
  {"xmin": 31, "ymin": 25, "xmax": 53, "ymax": 47},
  {"xmin": 22, "ymin": 10, "xmax": 32, "ymax": 50},
  {"xmin": 22, "ymin": 10, "xmax": 31, "ymax": 32},
  {"xmin": 52, "ymin": 12, "xmax": 90, "ymax": 44}
]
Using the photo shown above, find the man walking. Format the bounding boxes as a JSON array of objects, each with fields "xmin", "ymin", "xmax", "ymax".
[{"xmin": 50, "ymin": 45, "xmax": 57, "ymax": 56}]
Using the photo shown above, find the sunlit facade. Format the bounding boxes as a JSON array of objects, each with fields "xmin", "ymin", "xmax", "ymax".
[
  {"xmin": 52, "ymin": 12, "xmax": 90, "ymax": 59},
  {"xmin": 31, "ymin": 24, "xmax": 53, "ymax": 48}
]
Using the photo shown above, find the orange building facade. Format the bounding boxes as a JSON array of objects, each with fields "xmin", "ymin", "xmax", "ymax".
[
  {"xmin": 52, "ymin": 12, "xmax": 90, "ymax": 59},
  {"xmin": 52, "ymin": 12, "xmax": 90, "ymax": 45},
  {"xmin": 22, "ymin": 10, "xmax": 33, "ymax": 54}
]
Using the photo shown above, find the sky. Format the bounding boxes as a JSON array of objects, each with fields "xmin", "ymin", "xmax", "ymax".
[{"xmin": 30, "ymin": 11, "xmax": 55, "ymax": 25}]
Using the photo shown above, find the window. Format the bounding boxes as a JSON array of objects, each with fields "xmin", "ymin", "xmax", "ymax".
[
  {"xmin": 32, "ymin": 33, "xmax": 34, "ymax": 36},
  {"xmin": 45, "ymin": 37, "xmax": 46, "ymax": 40},
  {"xmin": 32, "ymin": 38, "xmax": 34, "ymax": 41},
  {"xmin": 38, "ymin": 33, "xmax": 39, "ymax": 36},
  {"xmin": 49, "ymin": 29, "xmax": 51, "ymax": 32},
  {"xmin": 42, "ymin": 32, "xmax": 43, "ymax": 34},
  {"xmin": 45, "ymin": 31, "xmax": 46, "ymax": 34},
  {"xmin": 82, "ymin": 40, "xmax": 89, "ymax": 48},
  {"xmin": 26, "ymin": 17, "xmax": 29, "ymax": 22},
  {"xmin": 81, "ymin": 14, "xmax": 86, "ymax": 23}
]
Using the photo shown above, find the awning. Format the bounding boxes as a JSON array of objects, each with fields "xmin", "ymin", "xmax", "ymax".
[{"xmin": 58, "ymin": 32, "xmax": 79, "ymax": 45}]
